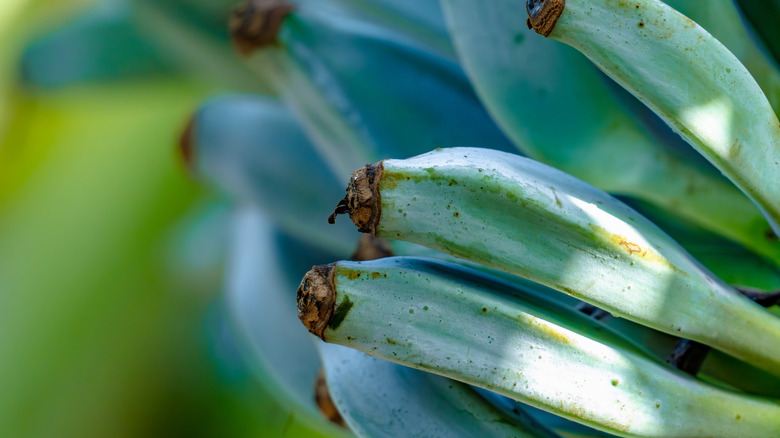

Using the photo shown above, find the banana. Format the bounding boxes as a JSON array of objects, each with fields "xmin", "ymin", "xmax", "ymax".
[
  {"xmin": 182, "ymin": 94, "xmax": 359, "ymax": 255},
  {"xmin": 307, "ymin": 0, "xmax": 455, "ymax": 60},
  {"xmin": 526, "ymin": 0, "xmax": 780, "ymax": 234},
  {"xmin": 439, "ymin": 0, "xmax": 780, "ymax": 264},
  {"xmin": 226, "ymin": 206, "xmax": 325, "ymax": 414},
  {"xmin": 330, "ymin": 147, "xmax": 780, "ymax": 375},
  {"xmin": 389, "ymin": 232, "xmax": 780, "ymax": 398},
  {"xmin": 298, "ymin": 257, "xmax": 780, "ymax": 437},
  {"xmin": 662, "ymin": 0, "xmax": 780, "ymax": 114},
  {"xmin": 231, "ymin": 0, "xmax": 518, "ymax": 177},
  {"xmin": 320, "ymin": 343, "xmax": 562, "ymax": 437},
  {"xmin": 619, "ymin": 196, "xmax": 780, "ymax": 290}
]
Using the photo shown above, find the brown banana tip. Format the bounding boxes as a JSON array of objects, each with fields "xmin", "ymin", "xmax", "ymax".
[
  {"xmin": 297, "ymin": 264, "xmax": 336, "ymax": 339},
  {"xmin": 229, "ymin": 0, "xmax": 295, "ymax": 56},
  {"xmin": 178, "ymin": 113, "xmax": 197, "ymax": 173},
  {"xmin": 351, "ymin": 235, "xmax": 394, "ymax": 261},
  {"xmin": 315, "ymin": 370, "xmax": 347, "ymax": 427},
  {"xmin": 330, "ymin": 162, "xmax": 383, "ymax": 234},
  {"xmin": 526, "ymin": 0, "xmax": 565, "ymax": 37}
]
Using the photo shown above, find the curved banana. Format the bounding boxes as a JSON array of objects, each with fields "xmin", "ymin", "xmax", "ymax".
[
  {"xmin": 183, "ymin": 94, "xmax": 359, "ymax": 255},
  {"xmin": 320, "ymin": 343, "xmax": 562, "ymax": 437},
  {"xmin": 331, "ymin": 147, "xmax": 780, "ymax": 375},
  {"xmin": 526, "ymin": 0, "xmax": 780, "ymax": 234},
  {"xmin": 231, "ymin": 0, "xmax": 518, "ymax": 177},
  {"xmin": 298, "ymin": 257, "xmax": 780, "ymax": 437},
  {"xmin": 663, "ymin": 0, "xmax": 780, "ymax": 115},
  {"xmin": 439, "ymin": 0, "xmax": 780, "ymax": 264}
]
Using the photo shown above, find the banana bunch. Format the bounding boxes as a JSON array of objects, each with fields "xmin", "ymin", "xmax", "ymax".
[{"xmin": 32, "ymin": 0, "xmax": 777, "ymax": 435}]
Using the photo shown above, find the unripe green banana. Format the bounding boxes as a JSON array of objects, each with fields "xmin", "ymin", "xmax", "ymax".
[
  {"xmin": 330, "ymin": 147, "xmax": 780, "ymax": 376},
  {"xmin": 663, "ymin": 0, "xmax": 780, "ymax": 115},
  {"xmin": 320, "ymin": 343, "xmax": 562, "ymax": 437},
  {"xmin": 439, "ymin": 0, "xmax": 780, "ymax": 264},
  {"xmin": 298, "ymin": 257, "xmax": 780, "ymax": 437},
  {"xmin": 227, "ymin": 206, "xmax": 330, "ymax": 415},
  {"xmin": 133, "ymin": 0, "xmax": 272, "ymax": 93},
  {"xmin": 526, "ymin": 0, "xmax": 780, "ymax": 234},
  {"xmin": 390, "ymin": 229, "xmax": 780, "ymax": 398},
  {"xmin": 619, "ymin": 196, "xmax": 780, "ymax": 290},
  {"xmin": 313, "ymin": 0, "xmax": 455, "ymax": 61},
  {"xmin": 183, "ymin": 94, "xmax": 359, "ymax": 255},
  {"xmin": 231, "ymin": 0, "xmax": 518, "ymax": 177}
]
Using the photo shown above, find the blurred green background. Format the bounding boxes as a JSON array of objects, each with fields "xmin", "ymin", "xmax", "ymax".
[{"xmin": 0, "ymin": 1, "xmax": 332, "ymax": 436}]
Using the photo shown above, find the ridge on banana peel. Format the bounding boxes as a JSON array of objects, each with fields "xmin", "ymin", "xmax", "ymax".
[
  {"xmin": 182, "ymin": 94, "xmax": 359, "ymax": 255},
  {"xmin": 330, "ymin": 147, "xmax": 780, "ymax": 376},
  {"xmin": 297, "ymin": 257, "xmax": 780, "ymax": 437},
  {"xmin": 439, "ymin": 0, "xmax": 780, "ymax": 266},
  {"xmin": 526, "ymin": 0, "xmax": 780, "ymax": 235},
  {"xmin": 230, "ymin": 0, "xmax": 518, "ymax": 177}
]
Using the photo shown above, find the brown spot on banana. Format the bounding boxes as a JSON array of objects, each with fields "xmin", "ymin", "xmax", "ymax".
[
  {"xmin": 177, "ymin": 113, "xmax": 196, "ymax": 173},
  {"xmin": 230, "ymin": 0, "xmax": 295, "ymax": 56},
  {"xmin": 297, "ymin": 264, "xmax": 336, "ymax": 339},
  {"xmin": 351, "ymin": 234, "xmax": 393, "ymax": 261},
  {"xmin": 329, "ymin": 162, "xmax": 384, "ymax": 235},
  {"xmin": 526, "ymin": 0, "xmax": 566, "ymax": 37}
]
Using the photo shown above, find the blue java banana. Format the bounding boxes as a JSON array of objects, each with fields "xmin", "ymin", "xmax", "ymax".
[
  {"xmin": 310, "ymin": 0, "xmax": 455, "ymax": 61},
  {"xmin": 181, "ymin": 94, "xmax": 359, "ymax": 255},
  {"xmin": 329, "ymin": 147, "xmax": 780, "ymax": 376},
  {"xmin": 662, "ymin": 0, "xmax": 780, "ymax": 115},
  {"xmin": 320, "ymin": 343, "xmax": 562, "ymax": 438},
  {"xmin": 439, "ymin": 0, "xmax": 780, "ymax": 265},
  {"xmin": 229, "ymin": 0, "xmax": 518, "ymax": 177},
  {"xmin": 133, "ymin": 0, "xmax": 272, "ymax": 93},
  {"xmin": 226, "ymin": 206, "xmax": 331, "ymax": 416},
  {"xmin": 526, "ymin": 0, "xmax": 780, "ymax": 235},
  {"xmin": 297, "ymin": 257, "xmax": 780, "ymax": 437}
]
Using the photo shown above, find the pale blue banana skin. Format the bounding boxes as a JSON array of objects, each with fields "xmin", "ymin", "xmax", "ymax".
[
  {"xmin": 190, "ymin": 95, "xmax": 359, "ymax": 255},
  {"xmin": 371, "ymin": 148, "xmax": 780, "ymax": 375},
  {"xmin": 439, "ymin": 0, "xmax": 780, "ymax": 265},
  {"xmin": 391, "ymin": 240, "xmax": 780, "ymax": 397},
  {"xmin": 619, "ymin": 196, "xmax": 780, "ymax": 290},
  {"xmin": 661, "ymin": 0, "xmax": 780, "ymax": 115},
  {"xmin": 226, "ymin": 207, "xmax": 325, "ymax": 416},
  {"xmin": 247, "ymin": 1, "xmax": 518, "ymax": 178},
  {"xmin": 316, "ymin": 257, "xmax": 780, "ymax": 437},
  {"xmin": 320, "ymin": 343, "xmax": 562, "ymax": 438},
  {"xmin": 541, "ymin": 0, "xmax": 780, "ymax": 235},
  {"xmin": 133, "ymin": 0, "xmax": 273, "ymax": 93},
  {"xmin": 307, "ymin": 0, "xmax": 455, "ymax": 61}
]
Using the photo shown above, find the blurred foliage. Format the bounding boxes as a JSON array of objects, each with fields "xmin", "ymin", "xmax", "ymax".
[{"xmin": 0, "ymin": 1, "xmax": 335, "ymax": 437}]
